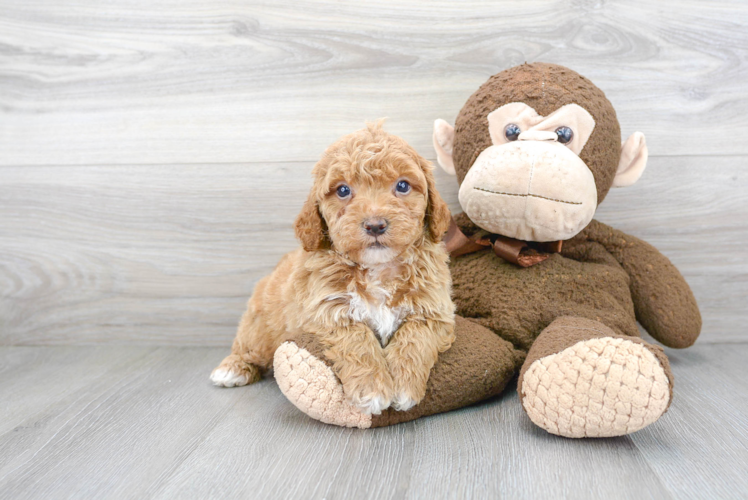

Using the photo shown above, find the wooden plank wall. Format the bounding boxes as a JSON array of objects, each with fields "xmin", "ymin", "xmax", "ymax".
[{"xmin": 1, "ymin": 0, "xmax": 746, "ymax": 345}]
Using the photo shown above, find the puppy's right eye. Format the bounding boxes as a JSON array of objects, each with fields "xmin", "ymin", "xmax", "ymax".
[
  {"xmin": 395, "ymin": 180, "xmax": 411, "ymax": 194},
  {"xmin": 336, "ymin": 184, "xmax": 351, "ymax": 198}
]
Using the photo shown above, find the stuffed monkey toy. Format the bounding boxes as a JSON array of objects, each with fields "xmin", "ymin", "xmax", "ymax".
[{"xmin": 272, "ymin": 63, "xmax": 701, "ymax": 437}]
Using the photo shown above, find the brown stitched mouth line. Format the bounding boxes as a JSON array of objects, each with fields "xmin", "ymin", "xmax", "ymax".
[{"xmin": 473, "ymin": 187, "xmax": 582, "ymax": 205}]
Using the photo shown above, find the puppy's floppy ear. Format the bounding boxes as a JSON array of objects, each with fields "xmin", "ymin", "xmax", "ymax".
[
  {"xmin": 419, "ymin": 157, "xmax": 451, "ymax": 242},
  {"xmin": 294, "ymin": 192, "xmax": 328, "ymax": 252}
]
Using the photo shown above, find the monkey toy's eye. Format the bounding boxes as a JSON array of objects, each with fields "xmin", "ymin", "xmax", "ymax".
[
  {"xmin": 395, "ymin": 180, "xmax": 411, "ymax": 194},
  {"xmin": 504, "ymin": 123, "xmax": 521, "ymax": 141},
  {"xmin": 336, "ymin": 184, "xmax": 351, "ymax": 198},
  {"xmin": 555, "ymin": 126, "xmax": 574, "ymax": 144}
]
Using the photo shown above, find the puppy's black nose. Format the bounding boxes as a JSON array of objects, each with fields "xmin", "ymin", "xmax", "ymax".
[{"xmin": 364, "ymin": 218, "xmax": 388, "ymax": 236}]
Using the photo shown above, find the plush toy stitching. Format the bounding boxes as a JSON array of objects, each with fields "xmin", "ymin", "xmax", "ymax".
[{"xmin": 473, "ymin": 187, "xmax": 582, "ymax": 205}]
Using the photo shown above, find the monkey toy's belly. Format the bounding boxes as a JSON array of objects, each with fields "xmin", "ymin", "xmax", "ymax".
[{"xmin": 449, "ymin": 249, "xmax": 639, "ymax": 351}]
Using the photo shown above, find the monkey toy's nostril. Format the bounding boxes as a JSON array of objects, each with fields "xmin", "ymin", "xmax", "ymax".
[{"xmin": 363, "ymin": 218, "xmax": 388, "ymax": 236}]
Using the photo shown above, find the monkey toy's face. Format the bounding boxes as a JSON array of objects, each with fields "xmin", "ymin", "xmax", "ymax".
[
  {"xmin": 456, "ymin": 102, "xmax": 598, "ymax": 241},
  {"xmin": 433, "ymin": 63, "xmax": 650, "ymax": 242}
]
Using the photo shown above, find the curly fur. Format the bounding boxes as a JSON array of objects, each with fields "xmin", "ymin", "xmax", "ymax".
[{"xmin": 211, "ymin": 122, "xmax": 455, "ymax": 414}]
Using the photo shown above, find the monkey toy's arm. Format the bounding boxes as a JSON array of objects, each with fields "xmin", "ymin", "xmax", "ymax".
[{"xmin": 583, "ymin": 220, "xmax": 702, "ymax": 348}]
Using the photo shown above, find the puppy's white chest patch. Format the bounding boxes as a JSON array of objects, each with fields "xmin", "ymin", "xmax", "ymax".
[{"xmin": 347, "ymin": 289, "xmax": 407, "ymax": 347}]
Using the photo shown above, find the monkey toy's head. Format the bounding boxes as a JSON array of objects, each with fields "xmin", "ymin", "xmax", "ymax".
[{"xmin": 433, "ymin": 63, "xmax": 648, "ymax": 242}]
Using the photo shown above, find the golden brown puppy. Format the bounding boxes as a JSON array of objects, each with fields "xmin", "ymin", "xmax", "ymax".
[{"xmin": 211, "ymin": 122, "xmax": 455, "ymax": 414}]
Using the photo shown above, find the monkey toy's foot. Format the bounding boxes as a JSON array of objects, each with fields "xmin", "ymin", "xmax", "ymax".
[
  {"xmin": 518, "ymin": 316, "xmax": 673, "ymax": 438},
  {"xmin": 274, "ymin": 316, "xmax": 524, "ymax": 428},
  {"xmin": 273, "ymin": 339, "xmax": 372, "ymax": 428}
]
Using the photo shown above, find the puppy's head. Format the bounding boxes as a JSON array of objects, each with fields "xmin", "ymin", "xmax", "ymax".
[{"xmin": 295, "ymin": 121, "xmax": 451, "ymax": 266}]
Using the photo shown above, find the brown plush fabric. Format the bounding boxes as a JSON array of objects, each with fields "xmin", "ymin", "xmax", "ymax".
[
  {"xmin": 450, "ymin": 216, "xmax": 700, "ymax": 351},
  {"xmin": 372, "ymin": 316, "xmax": 524, "ymax": 427},
  {"xmin": 274, "ymin": 63, "xmax": 700, "ymax": 431},
  {"xmin": 441, "ymin": 63, "xmax": 699, "ymax": 433},
  {"xmin": 450, "ymin": 235, "xmax": 639, "ymax": 353},
  {"xmin": 291, "ymin": 316, "xmax": 525, "ymax": 427},
  {"xmin": 452, "ymin": 62, "xmax": 622, "ymax": 204},
  {"xmin": 517, "ymin": 316, "xmax": 674, "ymax": 413},
  {"xmin": 293, "ymin": 332, "xmax": 332, "ymax": 366},
  {"xmin": 579, "ymin": 220, "xmax": 702, "ymax": 348}
]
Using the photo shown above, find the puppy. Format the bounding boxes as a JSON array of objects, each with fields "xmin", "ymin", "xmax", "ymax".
[{"xmin": 210, "ymin": 122, "xmax": 455, "ymax": 414}]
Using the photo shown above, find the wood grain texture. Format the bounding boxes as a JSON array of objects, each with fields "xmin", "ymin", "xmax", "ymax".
[
  {"xmin": 0, "ymin": 347, "xmax": 242, "ymax": 499},
  {"xmin": 1, "ymin": 0, "xmax": 747, "ymax": 166},
  {"xmin": 630, "ymin": 343, "xmax": 748, "ymax": 498},
  {"xmin": 0, "ymin": 344, "xmax": 746, "ymax": 499},
  {"xmin": 0, "ymin": 2, "xmax": 745, "ymax": 496},
  {"xmin": 1, "ymin": 155, "xmax": 745, "ymax": 345},
  {"xmin": 0, "ymin": 346, "xmax": 151, "ymax": 437},
  {"xmin": 0, "ymin": 163, "xmax": 307, "ymax": 345}
]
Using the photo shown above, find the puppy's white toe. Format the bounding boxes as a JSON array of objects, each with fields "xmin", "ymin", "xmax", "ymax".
[
  {"xmin": 210, "ymin": 367, "xmax": 249, "ymax": 387},
  {"xmin": 392, "ymin": 393, "xmax": 418, "ymax": 412},
  {"xmin": 356, "ymin": 393, "xmax": 391, "ymax": 415}
]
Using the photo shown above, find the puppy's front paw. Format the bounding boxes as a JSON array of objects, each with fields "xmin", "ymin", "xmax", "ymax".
[
  {"xmin": 343, "ymin": 373, "xmax": 394, "ymax": 415},
  {"xmin": 353, "ymin": 392, "xmax": 392, "ymax": 415},
  {"xmin": 392, "ymin": 392, "xmax": 419, "ymax": 412},
  {"xmin": 387, "ymin": 357, "xmax": 427, "ymax": 412}
]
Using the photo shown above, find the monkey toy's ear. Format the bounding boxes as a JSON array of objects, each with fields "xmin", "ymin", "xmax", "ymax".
[
  {"xmin": 294, "ymin": 192, "xmax": 328, "ymax": 252},
  {"xmin": 433, "ymin": 119, "xmax": 456, "ymax": 176},
  {"xmin": 613, "ymin": 132, "xmax": 648, "ymax": 187}
]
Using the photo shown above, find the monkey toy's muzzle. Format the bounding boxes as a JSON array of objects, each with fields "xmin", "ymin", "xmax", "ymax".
[{"xmin": 458, "ymin": 141, "xmax": 598, "ymax": 242}]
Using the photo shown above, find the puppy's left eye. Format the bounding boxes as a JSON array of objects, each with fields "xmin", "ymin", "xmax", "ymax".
[
  {"xmin": 336, "ymin": 184, "xmax": 351, "ymax": 198},
  {"xmin": 395, "ymin": 180, "xmax": 411, "ymax": 194}
]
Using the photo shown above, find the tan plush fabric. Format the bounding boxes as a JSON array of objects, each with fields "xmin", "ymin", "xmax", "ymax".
[
  {"xmin": 487, "ymin": 102, "xmax": 596, "ymax": 155},
  {"xmin": 518, "ymin": 317, "xmax": 672, "ymax": 438},
  {"xmin": 458, "ymin": 140, "xmax": 598, "ymax": 242},
  {"xmin": 272, "ymin": 63, "xmax": 700, "ymax": 433},
  {"xmin": 452, "ymin": 63, "xmax": 622, "ymax": 204},
  {"xmin": 276, "ymin": 317, "xmax": 524, "ymax": 428},
  {"xmin": 274, "ymin": 341, "xmax": 372, "ymax": 428},
  {"xmin": 433, "ymin": 118, "xmax": 456, "ymax": 175},
  {"xmin": 614, "ymin": 132, "xmax": 648, "ymax": 187}
]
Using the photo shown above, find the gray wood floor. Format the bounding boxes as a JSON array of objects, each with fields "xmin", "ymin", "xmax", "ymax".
[{"xmin": 1, "ymin": 343, "xmax": 746, "ymax": 500}]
